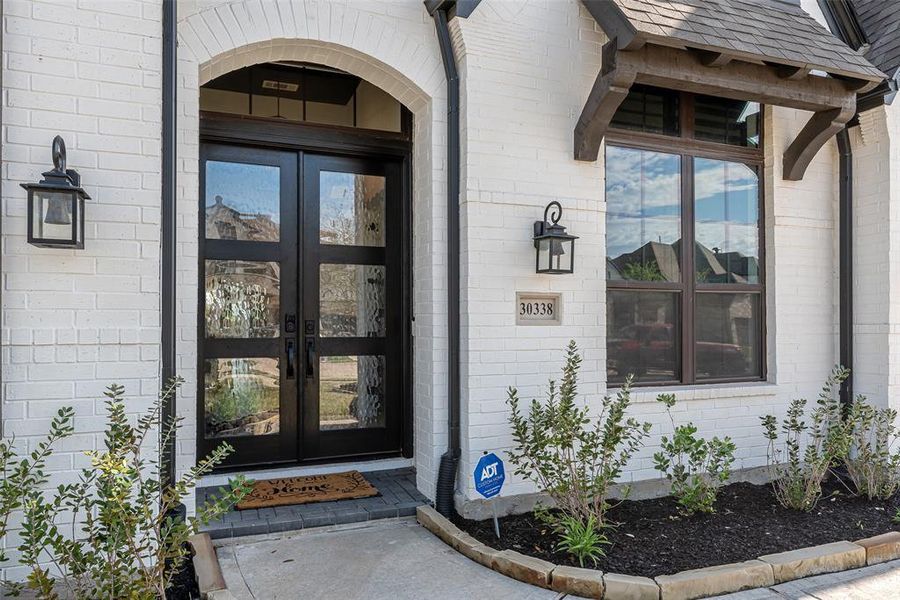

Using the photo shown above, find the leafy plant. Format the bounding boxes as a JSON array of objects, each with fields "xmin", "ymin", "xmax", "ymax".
[
  {"xmin": 506, "ymin": 340, "xmax": 651, "ymax": 530},
  {"xmin": 653, "ymin": 393, "xmax": 736, "ymax": 515},
  {"xmin": 6, "ymin": 379, "xmax": 252, "ymax": 599},
  {"xmin": 760, "ymin": 367, "xmax": 850, "ymax": 511},
  {"xmin": 843, "ymin": 398, "xmax": 900, "ymax": 500},
  {"xmin": 0, "ymin": 407, "xmax": 76, "ymax": 596},
  {"xmin": 621, "ymin": 260, "xmax": 666, "ymax": 282},
  {"xmin": 555, "ymin": 514, "xmax": 609, "ymax": 567}
]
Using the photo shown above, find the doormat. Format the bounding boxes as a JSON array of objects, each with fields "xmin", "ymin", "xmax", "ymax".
[{"xmin": 236, "ymin": 470, "xmax": 379, "ymax": 510}]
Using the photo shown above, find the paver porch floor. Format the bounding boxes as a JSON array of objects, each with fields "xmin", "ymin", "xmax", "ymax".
[{"xmin": 198, "ymin": 467, "xmax": 427, "ymax": 539}]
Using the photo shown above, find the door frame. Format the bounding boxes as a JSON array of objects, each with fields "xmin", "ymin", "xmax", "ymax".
[{"xmin": 198, "ymin": 111, "xmax": 414, "ymax": 471}]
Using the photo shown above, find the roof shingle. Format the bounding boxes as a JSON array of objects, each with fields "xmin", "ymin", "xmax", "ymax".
[
  {"xmin": 599, "ymin": 0, "xmax": 883, "ymax": 81},
  {"xmin": 850, "ymin": 0, "xmax": 900, "ymax": 78}
]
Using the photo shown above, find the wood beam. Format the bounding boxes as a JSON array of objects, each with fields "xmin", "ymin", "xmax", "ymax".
[
  {"xmin": 574, "ymin": 41, "xmax": 637, "ymax": 161},
  {"xmin": 622, "ymin": 44, "xmax": 860, "ymax": 111},
  {"xmin": 574, "ymin": 43, "xmax": 865, "ymax": 180},
  {"xmin": 783, "ymin": 100, "xmax": 855, "ymax": 181}
]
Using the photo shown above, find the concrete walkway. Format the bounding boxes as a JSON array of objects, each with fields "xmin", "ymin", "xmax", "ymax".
[
  {"xmin": 216, "ymin": 518, "xmax": 558, "ymax": 599},
  {"xmin": 216, "ymin": 518, "xmax": 900, "ymax": 600}
]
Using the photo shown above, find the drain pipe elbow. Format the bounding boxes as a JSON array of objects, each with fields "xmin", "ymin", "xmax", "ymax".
[{"xmin": 430, "ymin": 4, "xmax": 462, "ymax": 518}]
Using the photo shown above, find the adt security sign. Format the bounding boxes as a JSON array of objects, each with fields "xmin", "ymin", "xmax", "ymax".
[{"xmin": 474, "ymin": 452, "xmax": 505, "ymax": 499}]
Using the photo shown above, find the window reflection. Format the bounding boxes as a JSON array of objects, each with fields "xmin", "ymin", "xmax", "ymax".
[
  {"xmin": 695, "ymin": 95, "xmax": 760, "ymax": 148},
  {"xmin": 607, "ymin": 291, "xmax": 679, "ymax": 384},
  {"xmin": 606, "ymin": 146, "xmax": 681, "ymax": 282},
  {"xmin": 204, "ymin": 358, "xmax": 280, "ymax": 438},
  {"xmin": 694, "ymin": 159, "xmax": 759, "ymax": 284},
  {"xmin": 695, "ymin": 293, "xmax": 760, "ymax": 379},
  {"xmin": 319, "ymin": 355, "xmax": 386, "ymax": 430},
  {"xmin": 320, "ymin": 172, "xmax": 386, "ymax": 247},
  {"xmin": 610, "ymin": 85, "xmax": 679, "ymax": 136},
  {"xmin": 205, "ymin": 161, "xmax": 280, "ymax": 242},
  {"xmin": 205, "ymin": 260, "xmax": 280, "ymax": 338}
]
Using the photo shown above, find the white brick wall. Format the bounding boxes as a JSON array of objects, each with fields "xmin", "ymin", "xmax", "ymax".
[
  {"xmin": 453, "ymin": 1, "xmax": 843, "ymax": 505},
  {"xmin": 1, "ymin": 0, "xmax": 162, "ymax": 576},
  {"xmin": 0, "ymin": 0, "xmax": 878, "ymax": 533}
]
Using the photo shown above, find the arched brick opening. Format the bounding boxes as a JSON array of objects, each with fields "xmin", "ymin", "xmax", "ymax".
[{"xmin": 175, "ymin": 2, "xmax": 449, "ymax": 510}]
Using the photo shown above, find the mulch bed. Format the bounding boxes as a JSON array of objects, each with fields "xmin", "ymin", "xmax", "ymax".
[{"xmin": 456, "ymin": 479, "xmax": 900, "ymax": 577}]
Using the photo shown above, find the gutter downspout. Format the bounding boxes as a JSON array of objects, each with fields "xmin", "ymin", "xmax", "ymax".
[
  {"xmin": 837, "ymin": 127, "xmax": 853, "ymax": 408},
  {"xmin": 431, "ymin": 5, "xmax": 461, "ymax": 518},
  {"xmin": 161, "ymin": 0, "xmax": 178, "ymax": 496}
]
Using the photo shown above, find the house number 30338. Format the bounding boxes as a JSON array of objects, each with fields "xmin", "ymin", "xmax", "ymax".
[
  {"xmin": 520, "ymin": 301, "xmax": 553, "ymax": 316},
  {"xmin": 515, "ymin": 293, "xmax": 561, "ymax": 326}
]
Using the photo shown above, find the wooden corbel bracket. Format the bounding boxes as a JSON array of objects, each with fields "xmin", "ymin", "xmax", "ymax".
[
  {"xmin": 782, "ymin": 99, "xmax": 856, "ymax": 181},
  {"xmin": 574, "ymin": 40, "xmax": 637, "ymax": 162}
]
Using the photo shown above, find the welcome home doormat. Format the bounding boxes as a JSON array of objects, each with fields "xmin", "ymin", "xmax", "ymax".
[{"xmin": 236, "ymin": 470, "xmax": 379, "ymax": 510}]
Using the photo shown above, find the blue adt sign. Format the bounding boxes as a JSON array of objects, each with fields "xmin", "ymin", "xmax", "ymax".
[{"xmin": 474, "ymin": 453, "xmax": 505, "ymax": 499}]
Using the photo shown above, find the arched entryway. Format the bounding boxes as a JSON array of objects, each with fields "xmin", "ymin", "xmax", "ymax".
[
  {"xmin": 176, "ymin": 0, "xmax": 448, "ymax": 502},
  {"xmin": 197, "ymin": 61, "xmax": 413, "ymax": 469}
]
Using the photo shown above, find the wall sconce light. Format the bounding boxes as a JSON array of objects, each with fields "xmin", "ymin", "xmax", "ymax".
[
  {"xmin": 533, "ymin": 201, "xmax": 577, "ymax": 274},
  {"xmin": 21, "ymin": 136, "xmax": 88, "ymax": 249}
]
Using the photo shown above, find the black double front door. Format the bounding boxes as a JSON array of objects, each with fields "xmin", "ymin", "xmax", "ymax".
[{"xmin": 200, "ymin": 143, "xmax": 404, "ymax": 469}]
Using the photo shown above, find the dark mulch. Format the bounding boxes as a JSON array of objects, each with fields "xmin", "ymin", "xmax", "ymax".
[
  {"xmin": 456, "ymin": 479, "xmax": 900, "ymax": 577},
  {"xmin": 165, "ymin": 549, "xmax": 201, "ymax": 600}
]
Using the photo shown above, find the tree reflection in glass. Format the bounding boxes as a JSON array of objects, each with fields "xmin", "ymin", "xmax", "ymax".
[{"xmin": 605, "ymin": 146, "xmax": 682, "ymax": 282}]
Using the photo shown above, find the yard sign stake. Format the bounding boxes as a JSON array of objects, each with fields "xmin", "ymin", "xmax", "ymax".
[{"xmin": 474, "ymin": 451, "xmax": 505, "ymax": 539}]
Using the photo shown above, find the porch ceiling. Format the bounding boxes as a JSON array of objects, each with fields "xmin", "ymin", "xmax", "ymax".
[{"xmin": 577, "ymin": 0, "xmax": 886, "ymax": 181}]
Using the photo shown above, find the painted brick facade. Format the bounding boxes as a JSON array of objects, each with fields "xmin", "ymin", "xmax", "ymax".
[
  {"xmin": 0, "ymin": 0, "xmax": 896, "ymax": 565},
  {"xmin": 452, "ymin": 2, "xmax": 846, "ymax": 506},
  {"xmin": 0, "ymin": 0, "xmax": 163, "ymax": 577}
]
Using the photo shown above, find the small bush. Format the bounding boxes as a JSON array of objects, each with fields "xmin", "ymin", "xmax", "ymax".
[
  {"xmin": 844, "ymin": 398, "xmax": 900, "ymax": 500},
  {"xmin": 555, "ymin": 514, "xmax": 609, "ymax": 567},
  {"xmin": 3, "ymin": 379, "xmax": 251, "ymax": 599},
  {"xmin": 760, "ymin": 367, "xmax": 850, "ymax": 511},
  {"xmin": 507, "ymin": 341, "xmax": 651, "ymax": 537},
  {"xmin": 653, "ymin": 393, "xmax": 736, "ymax": 515}
]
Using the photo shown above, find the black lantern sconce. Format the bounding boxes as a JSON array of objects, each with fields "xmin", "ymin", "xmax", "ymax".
[
  {"xmin": 533, "ymin": 201, "xmax": 577, "ymax": 274},
  {"xmin": 21, "ymin": 136, "xmax": 88, "ymax": 249}
]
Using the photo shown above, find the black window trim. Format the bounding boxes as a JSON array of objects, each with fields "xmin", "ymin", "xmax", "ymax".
[{"xmin": 606, "ymin": 89, "xmax": 767, "ymax": 387}]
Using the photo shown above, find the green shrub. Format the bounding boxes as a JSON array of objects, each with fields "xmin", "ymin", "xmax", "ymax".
[
  {"xmin": 760, "ymin": 367, "xmax": 850, "ymax": 511},
  {"xmin": 0, "ymin": 407, "xmax": 75, "ymax": 596},
  {"xmin": 506, "ymin": 340, "xmax": 651, "ymax": 533},
  {"xmin": 844, "ymin": 398, "xmax": 900, "ymax": 500},
  {"xmin": 3, "ymin": 378, "xmax": 251, "ymax": 599},
  {"xmin": 555, "ymin": 514, "xmax": 609, "ymax": 567},
  {"xmin": 653, "ymin": 393, "xmax": 736, "ymax": 515}
]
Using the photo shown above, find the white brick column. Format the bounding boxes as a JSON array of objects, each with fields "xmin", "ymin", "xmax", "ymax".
[{"xmin": 852, "ymin": 103, "xmax": 900, "ymax": 410}]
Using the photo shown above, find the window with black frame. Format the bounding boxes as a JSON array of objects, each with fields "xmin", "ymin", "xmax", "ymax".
[{"xmin": 605, "ymin": 85, "xmax": 764, "ymax": 386}]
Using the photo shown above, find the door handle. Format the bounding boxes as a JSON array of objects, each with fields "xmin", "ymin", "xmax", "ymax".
[
  {"xmin": 285, "ymin": 339, "xmax": 296, "ymax": 380},
  {"xmin": 305, "ymin": 337, "xmax": 316, "ymax": 379}
]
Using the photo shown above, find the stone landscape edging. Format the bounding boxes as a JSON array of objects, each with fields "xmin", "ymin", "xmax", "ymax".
[
  {"xmin": 416, "ymin": 505, "xmax": 900, "ymax": 600},
  {"xmin": 188, "ymin": 533, "xmax": 236, "ymax": 600}
]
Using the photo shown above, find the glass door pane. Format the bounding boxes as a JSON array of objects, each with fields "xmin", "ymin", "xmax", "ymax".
[
  {"xmin": 302, "ymin": 154, "xmax": 403, "ymax": 459},
  {"xmin": 199, "ymin": 144, "xmax": 298, "ymax": 469}
]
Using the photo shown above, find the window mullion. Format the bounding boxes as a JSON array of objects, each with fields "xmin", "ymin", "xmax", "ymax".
[{"xmin": 682, "ymin": 153, "xmax": 696, "ymax": 384}]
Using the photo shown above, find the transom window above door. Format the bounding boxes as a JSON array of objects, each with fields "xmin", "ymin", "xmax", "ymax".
[
  {"xmin": 201, "ymin": 62, "xmax": 404, "ymax": 133},
  {"xmin": 605, "ymin": 85, "xmax": 765, "ymax": 386}
]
